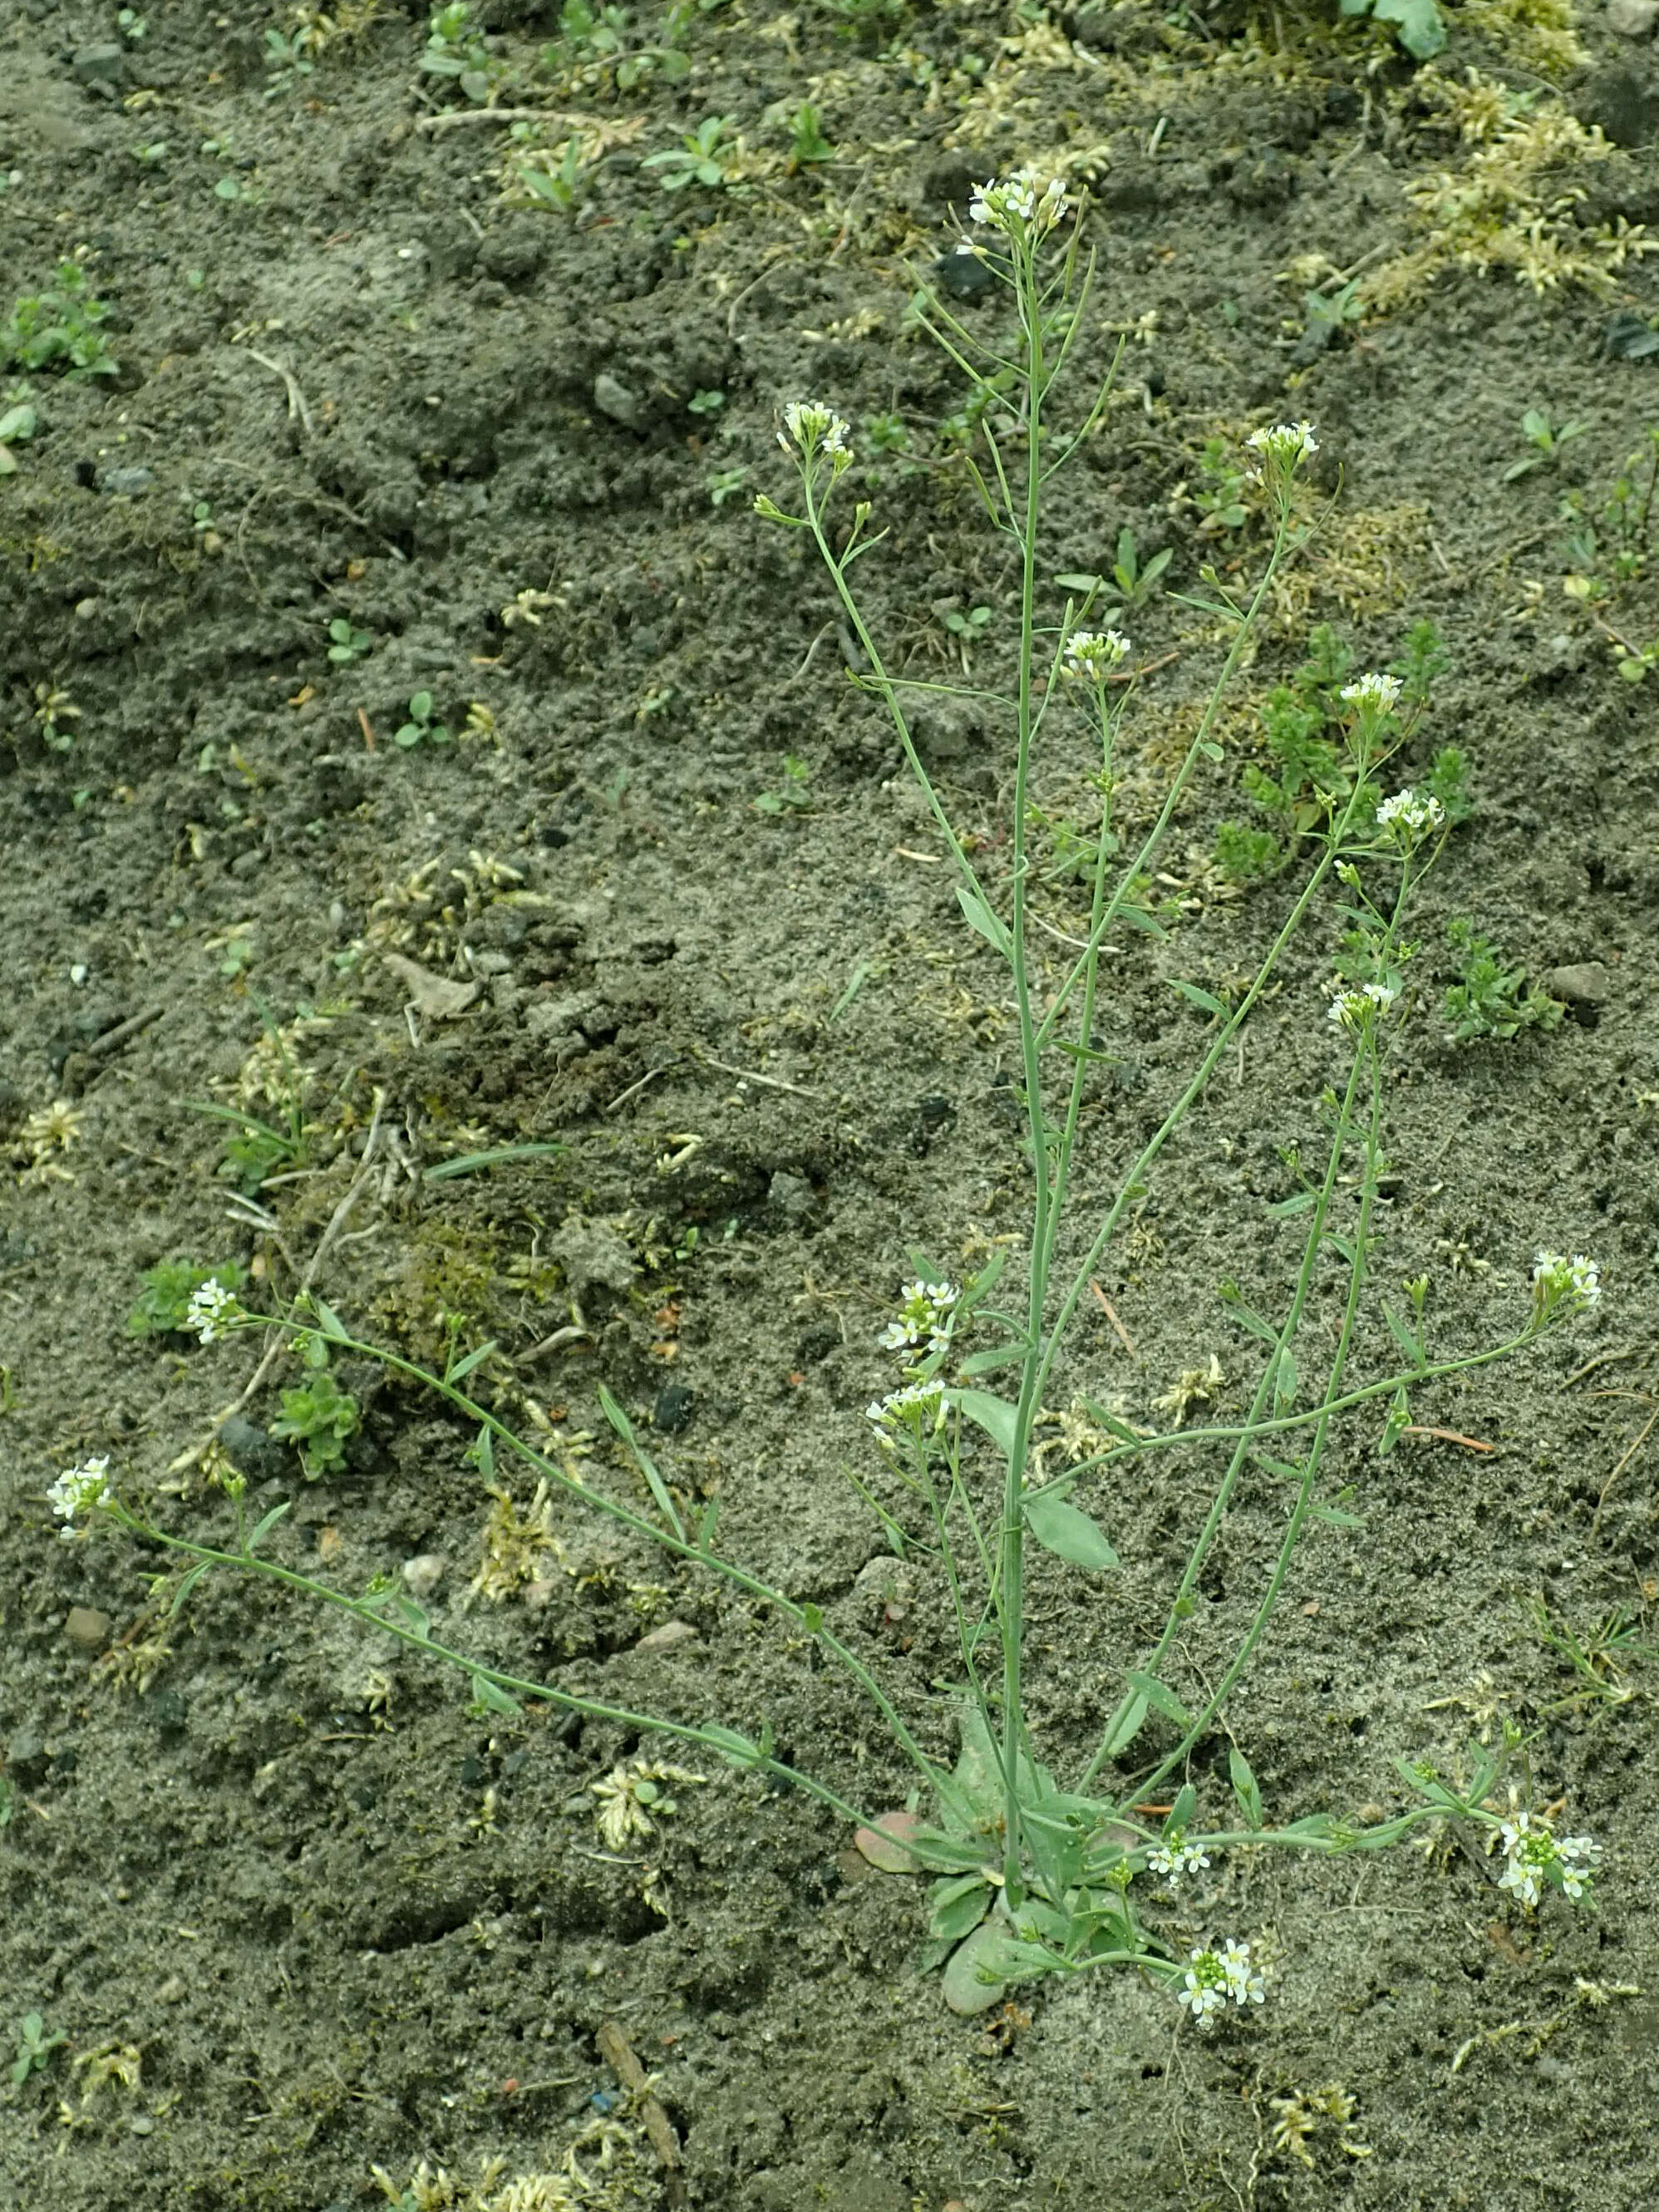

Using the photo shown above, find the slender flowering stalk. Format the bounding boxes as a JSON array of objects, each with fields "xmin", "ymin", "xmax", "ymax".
[
  {"xmin": 1149, "ymin": 1835, "xmax": 1212, "ymax": 1883},
  {"xmin": 1246, "ymin": 419, "xmax": 1317, "ymax": 499},
  {"xmin": 1327, "ymin": 982, "xmax": 1397, "ymax": 1032},
  {"xmin": 1375, "ymin": 789, "xmax": 1445, "ymax": 846},
  {"xmin": 967, "ymin": 167, "xmax": 1069, "ymax": 241},
  {"xmin": 1063, "ymin": 628, "xmax": 1130, "ymax": 682},
  {"xmin": 1340, "ymin": 672, "xmax": 1401, "ymax": 715},
  {"xmin": 1531, "ymin": 1249, "xmax": 1601, "ymax": 1321},
  {"xmin": 48, "ymin": 1456, "xmax": 112, "ymax": 1540},
  {"xmin": 878, "ymin": 1278, "xmax": 959, "ymax": 1358},
  {"xmin": 1492, "ymin": 1810, "xmax": 1599, "ymax": 1907},
  {"xmin": 185, "ymin": 1278, "xmax": 245, "ymax": 1343},
  {"xmin": 778, "ymin": 401, "xmax": 851, "ymax": 468},
  {"xmin": 866, "ymin": 1378, "xmax": 948, "ymax": 1451},
  {"xmin": 1179, "ymin": 1939, "xmax": 1266, "ymax": 2025}
]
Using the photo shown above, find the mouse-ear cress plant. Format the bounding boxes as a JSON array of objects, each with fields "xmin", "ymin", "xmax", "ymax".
[{"xmin": 59, "ymin": 169, "xmax": 1602, "ymax": 2026}]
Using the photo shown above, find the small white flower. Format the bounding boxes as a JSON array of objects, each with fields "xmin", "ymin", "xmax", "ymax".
[
  {"xmin": 185, "ymin": 1278, "xmax": 244, "ymax": 1343},
  {"xmin": 1558, "ymin": 1835, "xmax": 1600, "ymax": 1900},
  {"xmin": 1220, "ymin": 1938, "xmax": 1267, "ymax": 2006},
  {"xmin": 1327, "ymin": 982, "xmax": 1396, "ymax": 1032},
  {"xmin": 1492, "ymin": 1807, "xmax": 1599, "ymax": 1909},
  {"xmin": 48, "ymin": 1456, "xmax": 112, "ymax": 1540},
  {"xmin": 1340, "ymin": 672, "xmax": 1402, "ymax": 715},
  {"xmin": 878, "ymin": 1278, "xmax": 960, "ymax": 1358},
  {"xmin": 1149, "ymin": 1836, "xmax": 1212, "ymax": 1884},
  {"xmin": 1063, "ymin": 628, "xmax": 1130, "ymax": 682},
  {"xmin": 1245, "ymin": 420, "xmax": 1317, "ymax": 480},
  {"xmin": 779, "ymin": 400, "xmax": 851, "ymax": 464},
  {"xmin": 1531, "ymin": 1249, "xmax": 1601, "ymax": 1318},
  {"xmin": 1375, "ymin": 789, "xmax": 1446, "ymax": 842},
  {"xmin": 967, "ymin": 167, "xmax": 1069, "ymax": 238},
  {"xmin": 865, "ymin": 1378, "xmax": 948, "ymax": 1450}
]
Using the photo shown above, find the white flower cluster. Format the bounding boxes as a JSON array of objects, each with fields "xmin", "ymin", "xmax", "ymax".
[
  {"xmin": 185, "ymin": 1278, "xmax": 244, "ymax": 1343},
  {"xmin": 1327, "ymin": 981, "xmax": 1397, "ymax": 1032},
  {"xmin": 879, "ymin": 1278, "xmax": 959, "ymax": 1358},
  {"xmin": 1340, "ymin": 671, "xmax": 1401, "ymax": 715},
  {"xmin": 866, "ymin": 1378, "xmax": 948, "ymax": 1451},
  {"xmin": 1149, "ymin": 1835, "xmax": 1212, "ymax": 1884},
  {"xmin": 1375, "ymin": 789, "xmax": 1446, "ymax": 843},
  {"xmin": 1494, "ymin": 1811, "xmax": 1599, "ymax": 1907},
  {"xmin": 778, "ymin": 401, "xmax": 851, "ymax": 465},
  {"xmin": 1179, "ymin": 1939, "xmax": 1266, "ymax": 2024},
  {"xmin": 1245, "ymin": 420, "xmax": 1317, "ymax": 480},
  {"xmin": 1063, "ymin": 628, "xmax": 1130, "ymax": 682},
  {"xmin": 1531, "ymin": 1249, "xmax": 1601, "ymax": 1318},
  {"xmin": 967, "ymin": 167, "xmax": 1070, "ymax": 239},
  {"xmin": 47, "ymin": 1456, "xmax": 111, "ymax": 1540}
]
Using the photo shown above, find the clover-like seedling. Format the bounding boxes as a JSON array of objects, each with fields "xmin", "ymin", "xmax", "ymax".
[
  {"xmin": 2, "ymin": 264, "xmax": 118, "ymax": 380},
  {"xmin": 11, "ymin": 2013, "xmax": 67, "ymax": 2086},
  {"xmin": 642, "ymin": 115, "xmax": 737, "ymax": 191},
  {"xmin": 271, "ymin": 1368, "xmax": 360, "ymax": 1480},
  {"xmin": 327, "ymin": 618, "xmax": 372, "ymax": 664},
  {"xmin": 394, "ymin": 691, "xmax": 451, "ymax": 747}
]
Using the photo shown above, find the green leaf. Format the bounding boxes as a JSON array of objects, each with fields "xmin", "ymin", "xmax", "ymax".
[
  {"xmin": 1053, "ymin": 571, "xmax": 1106, "ymax": 591},
  {"xmin": 445, "ymin": 1339, "xmax": 498, "ymax": 1385},
  {"xmin": 696, "ymin": 1494, "xmax": 720, "ymax": 1551},
  {"xmin": 470, "ymin": 1673, "xmax": 521, "ymax": 1716},
  {"xmin": 800, "ymin": 1601, "xmax": 822, "ymax": 1633},
  {"xmin": 1170, "ymin": 979, "xmax": 1225, "ymax": 1017},
  {"xmin": 1381, "ymin": 1299, "xmax": 1427, "ymax": 1371},
  {"xmin": 1079, "ymin": 1399, "xmax": 1145, "ymax": 1449},
  {"xmin": 956, "ymin": 884, "xmax": 1012, "ymax": 958},
  {"xmin": 702, "ymin": 1725, "xmax": 763, "ymax": 1765},
  {"xmin": 423, "ymin": 1142, "xmax": 565, "ymax": 1182},
  {"xmin": 1274, "ymin": 1346, "xmax": 1297, "ymax": 1406},
  {"xmin": 169, "ymin": 1560, "xmax": 211, "ymax": 1617},
  {"xmin": 941, "ymin": 1922, "xmax": 1012, "ymax": 2015},
  {"xmin": 1125, "ymin": 1670, "xmax": 1191, "ymax": 1727},
  {"xmin": 1217, "ymin": 1283, "xmax": 1282, "ymax": 1344},
  {"xmin": 1373, "ymin": 0, "xmax": 1445, "ymax": 60},
  {"xmin": 1025, "ymin": 1486, "xmax": 1118, "ymax": 1569},
  {"xmin": 953, "ymin": 1389, "xmax": 1020, "ymax": 1461},
  {"xmin": 1102, "ymin": 1688, "xmax": 1149, "ymax": 1756},
  {"xmin": 928, "ymin": 1873, "xmax": 992, "ymax": 1943},
  {"xmin": 1229, "ymin": 1746, "xmax": 1263, "ymax": 1828},
  {"xmin": 1268, "ymin": 1190, "xmax": 1318, "ymax": 1216},
  {"xmin": 382, "ymin": 1594, "xmax": 431, "ymax": 1641},
  {"xmin": 244, "ymin": 1500, "xmax": 293, "ymax": 1555},
  {"xmin": 1115, "ymin": 903, "xmax": 1167, "ymax": 938},
  {"xmin": 957, "ymin": 1343, "xmax": 1030, "ymax": 1377},
  {"xmin": 1166, "ymin": 1781, "xmax": 1197, "ymax": 1835},
  {"xmin": 310, "ymin": 1295, "xmax": 349, "ymax": 1342}
]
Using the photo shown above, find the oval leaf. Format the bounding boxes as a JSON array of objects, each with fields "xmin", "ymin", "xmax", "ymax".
[
  {"xmin": 854, "ymin": 1810, "xmax": 923, "ymax": 1873},
  {"xmin": 953, "ymin": 1389, "xmax": 1021, "ymax": 1461},
  {"xmin": 941, "ymin": 1921, "xmax": 1011, "ymax": 2016},
  {"xmin": 928, "ymin": 1873, "xmax": 992, "ymax": 1944},
  {"xmin": 1025, "ymin": 1487, "xmax": 1117, "ymax": 1569}
]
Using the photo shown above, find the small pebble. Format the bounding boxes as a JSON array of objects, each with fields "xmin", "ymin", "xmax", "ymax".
[
  {"xmin": 1542, "ymin": 962, "xmax": 1610, "ymax": 1007},
  {"xmin": 593, "ymin": 372, "xmax": 642, "ymax": 429},
  {"xmin": 155, "ymin": 1976, "xmax": 187, "ymax": 2004},
  {"xmin": 65, "ymin": 1605, "xmax": 111, "ymax": 1652},
  {"xmin": 633, "ymin": 1618, "xmax": 699, "ymax": 1654},
  {"xmin": 402, "ymin": 1553, "xmax": 447, "ymax": 1600},
  {"xmin": 1607, "ymin": 0, "xmax": 1658, "ymax": 37}
]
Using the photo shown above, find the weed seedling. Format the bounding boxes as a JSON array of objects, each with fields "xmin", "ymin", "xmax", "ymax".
[
  {"xmin": 786, "ymin": 101, "xmax": 834, "ymax": 167},
  {"xmin": 1442, "ymin": 918, "xmax": 1563, "ymax": 1042},
  {"xmin": 1338, "ymin": 0, "xmax": 1445, "ymax": 58},
  {"xmin": 707, "ymin": 465, "xmax": 750, "ymax": 506},
  {"xmin": 687, "ymin": 387, "xmax": 724, "ymax": 416},
  {"xmin": 1193, "ymin": 436, "xmax": 1248, "ymax": 534},
  {"xmin": 32, "ymin": 682, "xmax": 79, "ymax": 751},
  {"xmin": 2, "ymin": 264, "xmax": 118, "ymax": 380},
  {"xmin": 1504, "ymin": 407, "xmax": 1587, "ymax": 482},
  {"xmin": 643, "ymin": 115, "xmax": 738, "ymax": 191},
  {"xmin": 326, "ymin": 618, "xmax": 373, "ymax": 664},
  {"xmin": 272, "ymin": 1362, "xmax": 361, "ymax": 1480},
  {"xmin": 753, "ymin": 754, "xmax": 813, "ymax": 814},
  {"xmin": 393, "ymin": 691, "xmax": 452, "ymax": 747},
  {"xmin": 128, "ymin": 1259, "xmax": 247, "ymax": 1339},
  {"xmin": 11, "ymin": 2015, "xmax": 67, "ymax": 2086},
  {"xmin": 422, "ymin": 2, "xmax": 497, "ymax": 102}
]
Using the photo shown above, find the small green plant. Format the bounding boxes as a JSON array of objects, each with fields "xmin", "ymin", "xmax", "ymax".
[
  {"xmin": 1300, "ymin": 276, "xmax": 1363, "ymax": 351},
  {"xmin": 864, "ymin": 411, "xmax": 909, "ymax": 455},
  {"xmin": 1442, "ymin": 918, "xmax": 1563, "ymax": 1042},
  {"xmin": 753, "ymin": 753, "xmax": 813, "ymax": 813},
  {"xmin": 128, "ymin": 1259, "xmax": 247, "ymax": 1339},
  {"xmin": 1561, "ymin": 428, "xmax": 1658, "ymax": 599},
  {"xmin": 1503, "ymin": 407, "xmax": 1588, "ymax": 482},
  {"xmin": 117, "ymin": 6, "xmax": 148, "ymax": 36},
  {"xmin": 326, "ymin": 618, "xmax": 373, "ymax": 664},
  {"xmin": 132, "ymin": 139, "xmax": 170, "ymax": 166},
  {"xmin": 825, "ymin": 0, "xmax": 908, "ymax": 45},
  {"xmin": 393, "ymin": 691, "xmax": 452, "ymax": 747},
  {"xmin": 1214, "ymin": 623, "xmax": 1402, "ymax": 881},
  {"xmin": 687, "ymin": 387, "xmax": 724, "ymax": 416},
  {"xmin": 516, "ymin": 137, "xmax": 588, "ymax": 214},
  {"xmin": 214, "ymin": 174, "xmax": 261, "ymax": 205},
  {"xmin": 263, "ymin": 26, "xmax": 317, "ymax": 97},
  {"xmin": 707, "ymin": 465, "xmax": 750, "ymax": 506},
  {"xmin": 11, "ymin": 2014, "xmax": 67, "ymax": 2086},
  {"xmin": 786, "ymin": 101, "xmax": 834, "ymax": 167},
  {"xmin": 271, "ymin": 1362, "xmax": 361, "ymax": 1480},
  {"xmin": 1056, "ymin": 529, "xmax": 1172, "ymax": 623},
  {"xmin": 1529, "ymin": 1598, "xmax": 1657, "ymax": 1714},
  {"xmin": 2, "ymin": 264, "xmax": 118, "ymax": 380},
  {"xmin": 1337, "ymin": 0, "xmax": 1445, "ymax": 60},
  {"xmin": 642, "ymin": 114, "xmax": 738, "ymax": 190},
  {"xmin": 1423, "ymin": 743, "xmax": 1472, "ymax": 823},
  {"xmin": 0, "ymin": 399, "xmax": 36, "ymax": 446},
  {"xmin": 539, "ymin": 0, "xmax": 694, "ymax": 87},
  {"xmin": 942, "ymin": 603, "xmax": 992, "ymax": 657},
  {"xmin": 1193, "ymin": 436, "xmax": 1248, "ymax": 534},
  {"xmin": 32, "ymin": 682, "xmax": 79, "ymax": 752},
  {"xmin": 422, "ymin": 2, "xmax": 497, "ymax": 102}
]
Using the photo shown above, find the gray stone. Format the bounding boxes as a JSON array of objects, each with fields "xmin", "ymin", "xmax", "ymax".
[
  {"xmin": 65, "ymin": 1605, "xmax": 111, "ymax": 1651},
  {"xmin": 73, "ymin": 43, "xmax": 126, "ymax": 86},
  {"xmin": 633, "ymin": 1618, "xmax": 699, "ymax": 1654},
  {"xmin": 767, "ymin": 1170, "xmax": 816, "ymax": 1226},
  {"xmin": 1542, "ymin": 961, "xmax": 1611, "ymax": 1006},
  {"xmin": 593, "ymin": 372, "xmax": 642, "ymax": 429},
  {"xmin": 524, "ymin": 990, "xmax": 595, "ymax": 1042},
  {"xmin": 546, "ymin": 1214, "xmax": 635, "ymax": 1301},
  {"xmin": 101, "ymin": 467, "xmax": 155, "ymax": 498},
  {"xmin": 1607, "ymin": 0, "xmax": 1659, "ymax": 37},
  {"xmin": 402, "ymin": 1553, "xmax": 448, "ymax": 1600}
]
